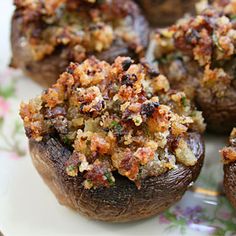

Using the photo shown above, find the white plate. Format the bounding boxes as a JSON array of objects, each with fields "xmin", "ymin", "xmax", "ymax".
[{"xmin": 0, "ymin": 2, "xmax": 235, "ymax": 236}]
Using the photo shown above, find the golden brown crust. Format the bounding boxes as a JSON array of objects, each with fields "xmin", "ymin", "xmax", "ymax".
[
  {"xmin": 20, "ymin": 57, "xmax": 205, "ymax": 189},
  {"xmin": 154, "ymin": 7, "xmax": 236, "ymax": 133},
  {"xmin": 11, "ymin": 0, "xmax": 149, "ymax": 87},
  {"xmin": 135, "ymin": 0, "xmax": 197, "ymax": 26},
  {"xmin": 29, "ymin": 132, "xmax": 204, "ymax": 222}
]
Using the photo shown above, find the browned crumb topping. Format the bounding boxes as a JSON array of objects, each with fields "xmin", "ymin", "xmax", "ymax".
[
  {"xmin": 155, "ymin": 8, "xmax": 236, "ymax": 65},
  {"xmin": 20, "ymin": 57, "xmax": 205, "ymax": 189},
  {"xmin": 14, "ymin": 0, "xmax": 145, "ymax": 61},
  {"xmin": 220, "ymin": 128, "xmax": 236, "ymax": 164},
  {"xmin": 154, "ymin": 5, "xmax": 236, "ymax": 98},
  {"xmin": 210, "ymin": 0, "xmax": 236, "ymax": 17}
]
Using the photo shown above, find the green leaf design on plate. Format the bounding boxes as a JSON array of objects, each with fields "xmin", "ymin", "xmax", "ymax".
[
  {"xmin": 159, "ymin": 195, "xmax": 236, "ymax": 235},
  {"xmin": 0, "ymin": 82, "xmax": 15, "ymax": 99}
]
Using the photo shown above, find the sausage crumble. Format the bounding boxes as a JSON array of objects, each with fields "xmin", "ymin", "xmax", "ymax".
[
  {"xmin": 154, "ymin": 3, "xmax": 236, "ymax": 133},
  {"xmin": 155, "ymin": 6, "xmax": 236, "ymax": 93},
  {"xmin": 20, "ymin": 57, "xmax": 205, "ymax": 189},
  {"xmin": 14, "ymin": 0, "xmax": 146, "ymax": 61}
]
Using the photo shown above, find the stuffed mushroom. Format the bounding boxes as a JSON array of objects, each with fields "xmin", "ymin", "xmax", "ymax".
[
  {"xmin": 135, "ymin": 0, "xmax": 197, "ymax": 26},
  {"xmin": 11, "ymin": 0, "xmax": 149, "ymax": 87},
  {"xmin": 20, "ymin": 56, "xmax": 205, "ymax": 222},
  {"xmin": 221, "ymin": 128, "xmax": 236, "ymax": 209},
  {"xmin": 154, "ymin": 5, "xmax": 236, "ymax": 133}
]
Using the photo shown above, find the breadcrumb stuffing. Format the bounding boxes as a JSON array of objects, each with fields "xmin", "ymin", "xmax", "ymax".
[
  {"xmin": 20, "ymin": 57, "xmax": 205, "ymax": 189},
  {"xmin": 154, "ymin": 3, "xmax": 236, "ymax": 113},
  {"xmin": 221, "ymin": 128, "xmax": 236, "ymax": 164},
  {"xmin": 14, "ymin": 0, "xmax": 145, "ymax": 61}
]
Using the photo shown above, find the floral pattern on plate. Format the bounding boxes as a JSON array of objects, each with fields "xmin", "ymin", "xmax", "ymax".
[{"xmin": 0, "ymin": 69, "xmax": 26, "ymax": 159}]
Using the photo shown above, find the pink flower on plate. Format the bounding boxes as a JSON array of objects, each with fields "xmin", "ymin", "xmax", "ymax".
[
  {"xmin": 159, "ymin": 214, "xmax": 171, "ymax": 224},
  {"xmin": 0, "ymin": 97, "xmax": 10, "ymax": 117},
  {"xmin": 9, "ymin": 152, "xmax": 21, "ymax": 160},
  {"xmin": 217, "ymin": 210, "xmax": 231, "ymax": 220}
]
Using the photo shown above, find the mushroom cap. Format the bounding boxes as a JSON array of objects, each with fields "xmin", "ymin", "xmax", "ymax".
[{"xmin": 29, "ymin": 132, "xmax": 204, "ymax": 222}]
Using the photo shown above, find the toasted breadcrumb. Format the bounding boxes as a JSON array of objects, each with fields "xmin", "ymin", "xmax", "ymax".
[
  {"xmin": 154, "ymin": 3, "xmax": 236, "ymax": 114},
  {"xmin": 14, "ymin": 0, "xmax": 145, "ymax": 61},
  {"xmin": 20, "ymin": 57, "xmax": 205, "ymax": 188}
]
